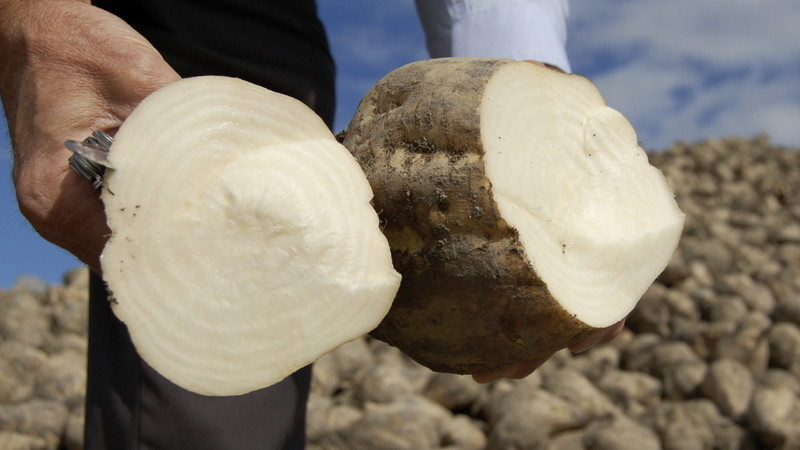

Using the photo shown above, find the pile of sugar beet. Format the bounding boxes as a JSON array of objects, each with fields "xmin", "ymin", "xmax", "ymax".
[{"xmin": 1, "ymin": 134, "xmax": 799, "ymax": 450}]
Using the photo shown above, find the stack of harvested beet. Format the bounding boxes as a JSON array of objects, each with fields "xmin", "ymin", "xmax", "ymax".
[{"xmin": 1, "ymin": 135, "xmax": 798, "ymax": 449}]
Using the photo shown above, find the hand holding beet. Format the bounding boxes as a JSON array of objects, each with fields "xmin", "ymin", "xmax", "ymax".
[{"xmin": 344, "ymin": 58, "xmax": 683, "ymax": 377}]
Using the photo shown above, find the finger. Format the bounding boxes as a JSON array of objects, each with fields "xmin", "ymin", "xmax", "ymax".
[
  {"xmin": 523, "ymin": 59, "xmax": 548, "ymax": 68},
  {"xmin": 523, "ymin": 60, "xmax": 565, "ymax": 73},
  {"xmin": 471, "ymin": 352, "xmax": 554, "ymax": 384},
  {"xmin": 20, "ymin": 166, "xmax": 109, "ymax": 274},
  {"xmin": 472, "ymin": 366, "xmax": 516, "ymax": 384},
  {"xmin": 569, "ymin": 318, "xmax": 626, "ymax": 354},
  {"xmin": 506, "ymin": 353, "xmax": 554, "ymax": 379}
]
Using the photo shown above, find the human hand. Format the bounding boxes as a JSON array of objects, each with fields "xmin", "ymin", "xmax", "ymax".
[
  {"xmin": 472, "ymin": 319, "xmax": 626, "ymax": 383},
  {"xmin": 0, "ymin": 0, "xmax": 180, "ymax": 273},
  {"xmin": 524, "ymin": 59, "xmax": 566, "ymax": 73}
]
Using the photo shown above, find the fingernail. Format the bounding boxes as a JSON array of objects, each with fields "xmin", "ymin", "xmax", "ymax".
[
  {"xmin": 472, "ymin": 367, "xmax": 515, "ymax": 384},
  {"xmin": 570, "ymin": 334, "xmax": 603, "ymax": 354},
  {"xmin": 508, "ymin": 355, "xmax": 551, "ymax": 379}
]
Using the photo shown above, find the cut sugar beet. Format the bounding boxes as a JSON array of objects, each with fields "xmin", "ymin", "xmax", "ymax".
[
  {"xmin": 100, "ymin": 76, "xmax": 401, "ymax": 396},
  {"xmin": 343, "ymin": 58, "xmax": 685, "ymax": 374}
]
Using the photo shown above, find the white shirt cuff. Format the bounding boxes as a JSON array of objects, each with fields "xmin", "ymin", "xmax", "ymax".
[{"xmin": 416, "ymin": 0, "xmax": 571, "ymax": 73}]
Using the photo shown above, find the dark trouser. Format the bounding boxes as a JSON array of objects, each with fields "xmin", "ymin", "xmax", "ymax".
[{"xmin": 84, "ymin": 273, "xmax": 312, "ymax": 449}]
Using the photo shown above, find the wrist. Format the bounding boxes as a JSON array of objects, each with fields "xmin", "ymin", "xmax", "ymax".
[{"xmin": 0, "ymin": 0, "xmax": 92, "ymax": 61}]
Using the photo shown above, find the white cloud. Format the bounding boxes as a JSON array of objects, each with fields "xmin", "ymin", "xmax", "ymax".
[{"xmin": 568, "ymin": 0, "xmax": 800, "ymax": 149}]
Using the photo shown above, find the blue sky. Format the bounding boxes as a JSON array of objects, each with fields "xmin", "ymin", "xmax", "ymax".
[{"xmin": 2, "ymin": 0, "xmax": 800, "ymax": 288}]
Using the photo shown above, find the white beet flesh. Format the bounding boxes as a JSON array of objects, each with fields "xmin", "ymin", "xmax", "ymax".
[
  {"xmin": 482, "ymin": 63, "xmax": 685, "ymax": 327},
  {"xmin": 101, "ymin": 77, "xmax": 401, "ymax": 396}
]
